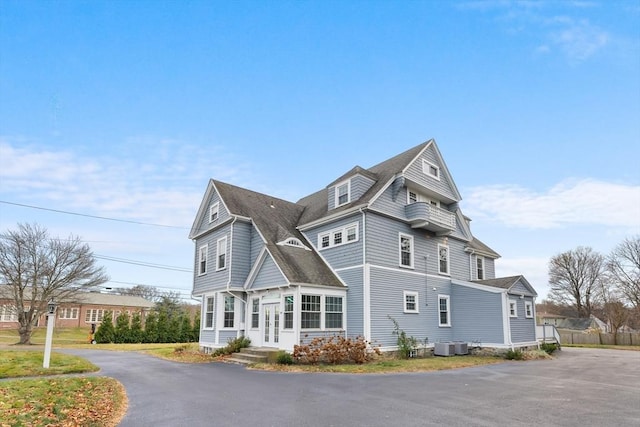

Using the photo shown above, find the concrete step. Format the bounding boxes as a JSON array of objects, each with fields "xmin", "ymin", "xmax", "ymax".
[{"xmin": 227, "ymin": 347, "xmax": 281, "ymax": 365}]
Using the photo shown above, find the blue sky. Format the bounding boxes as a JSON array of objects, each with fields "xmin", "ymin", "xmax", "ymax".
[{"xmin": 1, "ymin": 0, "xmax": 639, "ymax": 302}]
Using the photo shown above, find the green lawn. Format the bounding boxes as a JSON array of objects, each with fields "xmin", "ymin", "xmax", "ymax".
[
  {"xmin": 0, "ymin": 350, "xmax": 99, "ymax": 379},
  {"xmin": 0, "ymin": 326, "xmax": 92, "ymax": 345}
]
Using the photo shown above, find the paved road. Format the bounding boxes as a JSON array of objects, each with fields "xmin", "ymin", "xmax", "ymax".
[{"xmin": 61, "ymin": 347, "xmax": 640, "ymax": 427}]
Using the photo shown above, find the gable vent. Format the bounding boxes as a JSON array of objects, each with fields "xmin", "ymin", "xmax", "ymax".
[{"xmin": 277, "ymin": 238, "xmax": 311, "ymax": 250}]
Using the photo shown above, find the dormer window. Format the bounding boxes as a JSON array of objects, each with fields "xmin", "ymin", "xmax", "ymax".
[
  {"xmin": 335, "ymin": 181, "xmax": 350, "ymax": 207},
  {"xmin": 422, "ymin": 160, "xmax": 440, "ymax": 180},
  {"xmin": 209, "ymin": 202, "xmax": 219, "ymax": 223}
]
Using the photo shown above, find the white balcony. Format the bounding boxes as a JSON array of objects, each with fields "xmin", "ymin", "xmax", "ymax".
[{"xmin": 404, "ymin": 202, "xmax": 456, "ymax": 235}]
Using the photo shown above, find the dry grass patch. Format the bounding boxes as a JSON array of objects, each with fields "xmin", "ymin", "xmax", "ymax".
[
  {"xmin": 251, "ymin": 355, "xmax": 505, "ymax": 373},
  {"xmin": 142, "ymin": 343, "xmax": 215, "ymax": 363},
  {"xmin": 0, "ymin": 377, "xmax": 127, "ymax": 427}
]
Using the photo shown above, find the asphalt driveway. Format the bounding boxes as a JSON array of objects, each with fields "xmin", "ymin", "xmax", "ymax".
[{"xmin": 61, "ymin": 347, "xmax": 640, "ymax": 427}]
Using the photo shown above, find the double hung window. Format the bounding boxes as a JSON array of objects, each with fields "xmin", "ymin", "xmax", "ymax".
[
  {"xmin": 204, "ymin": 296, "xmax": 214, "ymax": 328},
  {"xmin": 198, "ymin": 245, "xmax": 208, "ymax": 275},
  {"xmin": 301, "ymin": 295, "xmax": 321, "ymax": 329},
  {"xmin": 400, "ymin": 234, "xmax": 414, "ymax": 268},
  {"xmin": 224, "ymin": 295, "xmax": 235, "ymax": 328},
  {"xmin": 438, "ymin": 295, "xmax": 450, "ymax": 326},
  {"xmin": 438, "ymin": 244, "xmax": 449, "ymax": 275},
  {"xmin": 325, "ymin": 296, "xmax": 343, "ymax": 329},
  {"xmin": 217, "ymin": 237, "xmax": 227, "ymax": 270}
]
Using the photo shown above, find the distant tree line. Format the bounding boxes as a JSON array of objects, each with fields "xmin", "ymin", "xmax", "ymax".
[{"xmin": 544, "ymin": 236, "xmax": 640, "ymax": 340}]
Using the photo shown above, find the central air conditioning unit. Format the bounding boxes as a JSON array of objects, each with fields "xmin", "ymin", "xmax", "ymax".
[
  {"xmin": 434, "ymin": 342, "xmax": 455, "ymax": 356},
  {"xmin": 454, "ymin": 341, "xmax": 468, "ymax": 355}
]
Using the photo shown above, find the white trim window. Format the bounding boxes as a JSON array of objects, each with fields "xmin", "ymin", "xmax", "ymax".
[
  {"xmin": 407, "ymin": 189, "xmax": 440, "ymax": 207},
  {"xmin": 325, "ymin": 296, "xmax": 343, "ymax": 329},
  {"xmin": 438, "ymin": 295, "xmax": 451, "ymax": 327},
  {"xmin": 335, "ymin": 181, "xmax": 350, "ymax": 207},
  {"xmin": 318, "ymin": 222, "xmax": 359, "ymax": 250},
  {"xmin": 438, "ymin": 244, "xmax": 450, "ymax": 275},
  {"xmin": 422, "ymin": 159, "xmax": 440, "ymax": 180},
  {"xmin": 198, "ymin": 245, "xmax": 208, "ymax": 275},
  {"xmin": 251, "ymin": 298, "xmax": 260, "ymax": 329},
  {"xmin": 403, "ymin": 291, "xmax": 419, "ymax": 313},
  {"xmin": 399, "ymin": 233, "xmax": 414, "ymax": 268},
  {"xmin": 509, "ymin": 300, "xmax": 518, "ymax": 318},
  {"xmin": 216, "ymin": 237, "xmax": 227, "ymax": 271},
  {"xmin": 224, "ymin": 295, "xmax": 235, "ymax": 328},
  {"xmin": 301, "ymin": 294, "xmax": 321, "ymax": 329},
  {"xmin": 284, "ymin": 295, "xmax": 294, "ymax": 329},
  {"xmin": 59, "ymin": 307, "xmax": 78, "ymax": 319},
  {"xmin": 209, "ymin": 202, "xmax": 220, "ymax": 223},
  {"xmin": 85, "ymin": 309, "xmax": 105, "ymax": 323},
  {"xmin": 204, "ymin": 296, "xmax": 214, "ymax": 329},
  {"xmin": 0, "ymin": 305, "xmax": 18, "ymax": 322},
  {"xmin": 525, "ymin": 301, "xmax": 533, "ymax": 318},
  {"xmin": 476, "ymin": 256, "xmax": 485, "ymax": 280}
]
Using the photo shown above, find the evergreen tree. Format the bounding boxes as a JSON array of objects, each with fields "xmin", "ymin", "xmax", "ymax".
[
  {"xmin": 191, "ymin": 311, "xmax": 201, "ymax": 342},
  {"xmin": 179, "ymin": 314, "xmax": 192, "ymax": 342},
  {"xmin": 156, "ymin": 310, "xmax": 169, "ymax": 343},
  {"xmin": 144, "ymin": 312, "xmax": 158, "ymax": 343},
  {"xmin": 114, "ymin": 311, "xmax": 131, "ymax": 343},
  {"xmin": 129, "ymin": 311, "xmax": 144, "ymax": 343},
  {"xmin": 168, "ymin": 315, "xmax": 181, "ymax": 343},
  {"xmin": 94, "ymin": 311, "xmax": 115, "ymax": 343}
]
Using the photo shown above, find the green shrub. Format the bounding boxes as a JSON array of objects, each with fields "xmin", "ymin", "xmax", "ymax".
[
  {"xmin": 276, "ymin": 351, "xmax": 294, "ymax": 365},
  {"xmin": 540, "ymin": 343, "xmax": 558, "ymax": 354},
  {"xmin": 389, "ymin": 315, "xmax": 423, "ymax": 359},
  {"xmin": 213, "ymin": 336, "xmax": 251, "ymax": 356},
  {"xmin": 505, "ymin": 349, "xmax": 524, "ymax": 360}
]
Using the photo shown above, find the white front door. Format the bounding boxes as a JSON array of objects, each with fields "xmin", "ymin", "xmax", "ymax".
[{"xmin": 263, "ymin": 303, "xmax": 280, "ymax": 347}]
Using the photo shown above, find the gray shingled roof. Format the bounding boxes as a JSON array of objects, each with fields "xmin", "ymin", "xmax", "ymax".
[
  {"xmin": 213, "ymin": 180, "xmax": 344, "ymax": 288},
  {"xmin": 473, "ymin": 275, "xmax": 537, "ymax": 296},
  {"xmin": 70, "ymin": 292, "xmax": 155, "ymax": 307},
  {"xmin": 466, "ymin": 237, "xmax": 500, "ymax": 258},
  {"xmin": 297, "ymin": 141, "xmax": 429, "ymax": 225}
]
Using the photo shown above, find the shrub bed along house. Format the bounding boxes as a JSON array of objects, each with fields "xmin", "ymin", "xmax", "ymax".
[{"xmin": 292, "ymin": 335, "xmax": 380, "ymax": 365}]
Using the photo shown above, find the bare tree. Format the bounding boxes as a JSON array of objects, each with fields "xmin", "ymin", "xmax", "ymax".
[
  {"xmin": 607, "ymin": 236, "xmax": 640, "ymax": 309},
  {"xmin": 115, "ymin": 284, "xmax": 162, "ymax": 301},
  {"xmin": 0, "ymin": 223, "xmax": 109, "ymax": 344},
  {"xmin": 548, "ymin": 246, "xmax": 604, "ymax": 317}
]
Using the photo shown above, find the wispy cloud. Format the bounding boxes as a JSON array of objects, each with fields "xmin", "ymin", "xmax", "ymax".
[
  {"xmin": 464, "ymin": 178, "xmax": 640, "ymax": 229},
  {"xmin": 0, "ymin": 138, "xmax": 253, "ymax": 226},
  {"xmin": 457, "ymin": 0, "xmax": 612, "ymax": 62}
]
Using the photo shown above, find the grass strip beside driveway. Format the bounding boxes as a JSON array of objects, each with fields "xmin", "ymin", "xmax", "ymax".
[
  {"xmin": 0, "ymin": 376, "xmax": 127, "ymax": 427},
  {"xmin": 0, "ymin": 351, "xmax": 99, "ymax": 379}
]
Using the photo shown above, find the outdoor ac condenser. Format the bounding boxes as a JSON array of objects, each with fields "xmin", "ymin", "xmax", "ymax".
[
  {"xmin": 434, "ymin": 342, "xmax": 455, "ymax": 356},
  {"xmin": 454, "ymin": 342, "xmax": 468, "ymax": 355}
]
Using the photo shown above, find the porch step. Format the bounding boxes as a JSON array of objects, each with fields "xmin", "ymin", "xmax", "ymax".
[{"xmin": 228, "ymin": 347, "xmax": 280, "ymax": 365}]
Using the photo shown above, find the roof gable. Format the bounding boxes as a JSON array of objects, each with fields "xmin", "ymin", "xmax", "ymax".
[
  {"xmin": 401, "ymin": 140, "xmax": 462, "ymax": 203},
  {"xmin": 473, "ymin": 275, "xmax": 537, "ymax": 296},
  {"xmin": 210, "ymin": 180, "xmax": 344, "ymax": 288},
  {"xmin": 189, "ymin": 180, "xmax": 232, "ymax": 239}
]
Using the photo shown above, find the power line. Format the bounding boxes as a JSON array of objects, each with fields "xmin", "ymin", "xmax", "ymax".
[
  {"xmin": 0, "ymin": 200, "xmax": 190, "ymax": 229},
  {"xmin": 95, "ymin": 254, "xmax": 192, "ymax": 272}
]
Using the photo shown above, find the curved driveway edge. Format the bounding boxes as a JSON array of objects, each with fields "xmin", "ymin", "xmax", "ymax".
[{"xmin": 61, "ymin": 347, "xmax": 640, "ymax": 427}]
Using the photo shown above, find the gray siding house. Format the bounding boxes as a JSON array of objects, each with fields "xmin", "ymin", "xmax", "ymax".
[{"xmin": 189, "ymin": 140, "xmax": 538, "ymax": 352}]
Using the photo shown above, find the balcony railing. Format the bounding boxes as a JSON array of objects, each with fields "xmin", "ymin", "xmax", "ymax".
[{"xmin": 404, "ymin": 202, "xmax": 456, "ymax": 234}]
